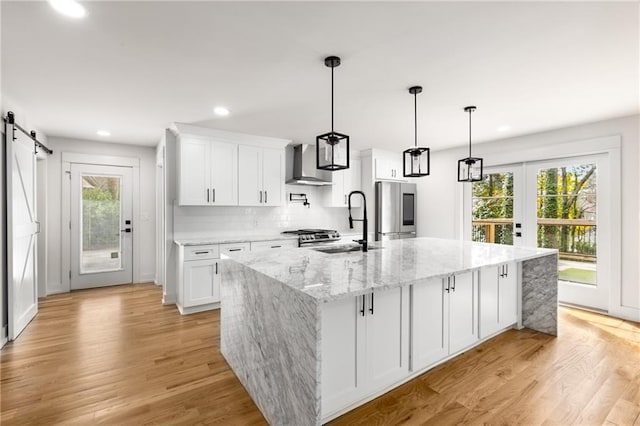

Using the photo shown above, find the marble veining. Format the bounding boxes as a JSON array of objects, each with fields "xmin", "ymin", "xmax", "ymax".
[
  {"xmin": 220, "ymin": 260, "xmax": 320, "ymax": 425},
  {"xmin": 225, "ymin": 237, "xmax": 557, "ymax": 302},
  {"xmin": 522, "ymin": 254, "xmax": 559, "ymax": 336}
]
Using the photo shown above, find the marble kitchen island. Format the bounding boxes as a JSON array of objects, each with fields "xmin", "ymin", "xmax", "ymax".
[{"xmin": 220, "ymin": 237, "xmax": 558, "ymax": 425}]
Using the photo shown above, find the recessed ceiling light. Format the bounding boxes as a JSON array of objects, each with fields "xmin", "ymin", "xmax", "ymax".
[
  {"xmin": 497, "ymin": 125, "xmax": 511, "ymax": 132},
  {"xmin": 96, "ymin": 130, "xmax": 111, "ymax": 137},
  {"xmin": 48, "ymin": 0, "xmax": 87, "ymax": 18},
  {"xmin": 214, "ymin": 106, "xmax": 230, "ymax": 117}
]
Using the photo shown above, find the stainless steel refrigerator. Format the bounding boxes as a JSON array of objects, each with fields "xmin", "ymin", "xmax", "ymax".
[{"xmin": 375, "ymin": 182, "xmax": 417, "ymax": 241}]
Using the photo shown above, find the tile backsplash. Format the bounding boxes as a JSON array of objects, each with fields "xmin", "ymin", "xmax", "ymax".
[{"xmin": 173, "ymin": 186, "xmax": 361, "ymax": 239}]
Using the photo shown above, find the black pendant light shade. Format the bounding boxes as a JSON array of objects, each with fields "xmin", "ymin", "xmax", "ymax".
[
  {"xmin": 403, "ymin": 86, "xmax": 430, "ymax": 177},
  {"xmin": 457, "ymin": 106, "xmax": 483, "ymax": 182},
  {"xmin": 317, "ymin": 56, "xmax": 349, "ymax": 171}
]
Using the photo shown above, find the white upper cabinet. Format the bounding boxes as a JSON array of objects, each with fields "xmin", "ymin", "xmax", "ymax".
[
  {"xmin": 238, "ymin": 146, "xmax": 284, "ymax": 207},
  {"xmin": 325, "ymin": 159, "xmax": 362, "ymax": 207},
  {"xmin": 178, "ymin": 136, "xmax": 238, "ymax": 206},
  {"xmin": 375, "ymin": 156, "xmax": 405, "ymax": 182}
]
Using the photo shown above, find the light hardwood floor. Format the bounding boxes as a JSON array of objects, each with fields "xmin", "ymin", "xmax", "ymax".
[{"xmin": 1, "ymin": 284, "xmax": 639, "ymax": 425}]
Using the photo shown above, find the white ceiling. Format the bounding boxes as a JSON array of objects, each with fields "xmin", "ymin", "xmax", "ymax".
[{"xmin": 2, "ymin": 1, "xmax": 638, "ymax": 151}]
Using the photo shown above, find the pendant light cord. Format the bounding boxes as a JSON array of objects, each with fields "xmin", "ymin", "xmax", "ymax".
[
  {"xmin": 414, "ymin": 92, "xmax": 418, "ymax": 148},
  {"xmin": 468, "ymin": 108, "xmax": 472, "ymax": 158},
  {"xmin": 331, "ymin": 65, "xmax": 334, "ymax": 133}
]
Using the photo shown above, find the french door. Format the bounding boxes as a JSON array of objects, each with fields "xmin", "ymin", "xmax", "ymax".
[
  {"xmin": 70, "ymin": 164, "xmax": 133, "ymax": 289},
  {"xmin": 524, "ymin": 155, "xmax": 610, "ymax": 311},
  {"xmin": 467, "ymin": 154, "xmax": 612, "ymax": 311}
]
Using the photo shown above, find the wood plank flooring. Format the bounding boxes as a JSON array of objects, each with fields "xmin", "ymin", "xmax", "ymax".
[{"xmin": 1, "ymin": 283, "xmax": 639, "ymax": 425}]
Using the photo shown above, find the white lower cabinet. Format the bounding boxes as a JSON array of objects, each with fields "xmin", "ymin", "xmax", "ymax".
[
  {"xmin": 183, "ymin": 259, "xmax": 220, "ymax": 307},
  {"xmin": 321, "ymin": 287, "xmax": 409, "ymax": 418},
  {"xmin": 412, "ymin": 271, "xmax": 478, "ymax": 372},
  {"xmin": 480, "ymin": 262, "xmax": 518, "ymax": 338}
]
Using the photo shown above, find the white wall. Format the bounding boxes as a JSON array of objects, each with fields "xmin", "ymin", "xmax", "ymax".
[
  {"xmin": 45, "ymin": 137, "xmax": 156, "ymax": 294},
  {"xmin": 417, "ymin": 114, "xmax": 639, "ymax": 320}
]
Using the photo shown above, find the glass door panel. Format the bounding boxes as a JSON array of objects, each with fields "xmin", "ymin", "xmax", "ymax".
[
  {"xmin": 80, "ymin": 175, "xmax": 123, "ymax": 273},
  {"xmin": 471, "ymin": 170, "xmax": 517, "ymax": 246},
  {"xmin": 535, "ymin": 164, "xmax": 597, "ymax": 286}
]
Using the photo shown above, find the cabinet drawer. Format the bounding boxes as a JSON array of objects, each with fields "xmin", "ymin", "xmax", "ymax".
[
  {"xmin": 184, "ymin": 245, "xmax": 219, "ymax": 261},
  {"xmin": 220, "ymin": 242, "xmax": 251, "ymax": 255},
  {"xmin": 251, "ymin": 239, "xmax": 298, "ymax": 251}
]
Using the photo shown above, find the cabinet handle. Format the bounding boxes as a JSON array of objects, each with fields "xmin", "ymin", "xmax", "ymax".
[
  {"xmin": 194, "ymin": 251, "xmax": 209, "ymax": 255},
  {"xmin": 213, "ymin": 188, "xmax": 216, "ymax": 203},
  {"xmin": 215, "ymin": 262, "xmax": 218, "ymax": 275},
  {"xmin": 452, "ymin": 275, "xmax": 456, "ymax": 292},
  {"xmin": 445, "ymin": 276, "xmax": 450, "ymax": 293},
  {"xmin": 505, "ymin": 264, "xmax": 508, "ymax": 277},
  {"xmin": 369, "ymin": 293, "xmax": 374, "ymax": 315},
  {"xmin": 228, "ymin": 248, "xmax": 242, "ymax": 252},
  {"xmin": 259, "ymin": 191, "xmax": 262, "ymax": 203},
  {"xmin": 344, "ymin": 194, "xmax": 347, "ymax": 205},
  {"xmin": 265, "ymin": 190, "xmax": 268, "ymax": 204},
  {"xmin": 207, "ymin": 188, "xmax": 210, "ymax": 203},
  {"xmin": 270, "ymin": 245, "xmax": 281, "ymax": 248},
  {"xmin": 360, "ymin": 294, "xmax": 366, "ymax": 316}
]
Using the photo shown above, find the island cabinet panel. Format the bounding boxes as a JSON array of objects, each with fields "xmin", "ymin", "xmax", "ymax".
[
  {"xmin": 480, "ymin": 262, "xmax": 518, "ymax": 338},
  {"xmin": 183, "ymin": 259, "xmax": 220, "ymax": 307},
  {"xmin": 448, "ymin": 271, "xmax": 479, "ymax": 354},
  {"xmin": 411, "ymin": 277, "xmax": 449, "ymax": 371},
  {"xmin": 321, "ymin": 287, "xmax": 409, "ymax": 419},
  {"xmin": 411, "ymin": 272, "xmax": 478, "ymax": 372},
  {"xmin": 321, "ymin": 296, "xmax": 362, "ymax": 417}
]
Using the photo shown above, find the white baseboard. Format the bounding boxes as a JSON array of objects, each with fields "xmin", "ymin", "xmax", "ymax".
[
  {"xmin": 162, "ymin": 294, "xmax": 177, "ymax": 305},
  {"xmin": 46, "ymin": 283, "xmax": 67, "ymax": 295},
  {"xmin": 136, "ymin": 272, "xmax": 156, "ymax": 283},
  {"xmin": 1, "ymin": 325, "xmax": 7, "ymax": 349}
]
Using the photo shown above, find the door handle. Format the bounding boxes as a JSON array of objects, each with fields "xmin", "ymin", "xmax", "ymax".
[
  {"xmin": 369, "ymin": 293, "xmax": 374, "ymax": 315},
  {"xmin": 265, "ymin": 190, "xmax": 268, "ymax": 204},
  {"xmin": 445, "ymin": 276, "xmax": 450, "ymax": 293},
  {"xmin": 259, "ymin": 191, "xmax": 262, "ymax": 203},
  {"xmin": 207, "ymin": 188, "xmax": 210, "ymax": 203},
  {"xmin": 212, "ymin": 188, "xmax": 216, "ymax": 203},
  {"xmin": 451, "ymin": 275, "xmax": 456, "ymax": 292},
  {"xmin": 360, "ymin": 294, "xmax": 366, "ymax": 316},
  {"xmin": 121, "ymin": 228, "xmax": 132, "ymax": 233}
]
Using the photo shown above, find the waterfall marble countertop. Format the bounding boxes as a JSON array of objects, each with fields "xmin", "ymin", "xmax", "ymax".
[{"xmin": 223, "ymin": 237, "xmax": 557, "ymax": 302}]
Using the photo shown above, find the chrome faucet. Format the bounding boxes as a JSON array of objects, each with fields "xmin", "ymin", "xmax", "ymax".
[{"xmin": 348, "ymin": 191, "xmax": 368, "ymax": 252}]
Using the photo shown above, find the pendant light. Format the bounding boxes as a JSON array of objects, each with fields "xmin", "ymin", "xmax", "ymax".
[
  {"xmin": 316, "ymin": 56, "xmax": 349, "ymax": 171},
  {"xmin": 403, "ymin": 86, "xmax": 430, "ymax": 177},
  {"xmin": 457, "ymin": 106, "xmax": 483, "ymax": 182}
]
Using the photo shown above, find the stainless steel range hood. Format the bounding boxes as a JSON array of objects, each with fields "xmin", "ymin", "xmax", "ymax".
[{"xmin": 286, "ymin": 144, "xmax": 334, "ymax": 186}]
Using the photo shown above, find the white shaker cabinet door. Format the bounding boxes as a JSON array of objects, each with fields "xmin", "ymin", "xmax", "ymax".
[
  {"xmin": 364, "ymin": 287, "xmax": 408, "ymax": 392},
  {"xmin": 412, "ymin": 277, "xmax": 449, "ymax": 371},
  {"xmin": 321, "ymin": 295, "xmax": 364, "ymax": 417},
  {"xmin": 499, "ymin": 262, "xmax": 518, "ymax": 329},
  {"xmin": 479, "ymin": 266, "xmax": 500, "ymax": 339},
  {"xmin": 210, "ymin": 140, "xmax": 238, "ymax": 206},
  {"xmin": 261, "ymin": 147, "xmax": 284, "ymax": 206},
  {"xmin": 238, "ymin": 145, "xmax": 263, "ymax": 206},
  {"xmin": 183, "ymin": 259, "xmax": 220, "ymax": 307},
  {"xmin": 448, "ymin": 272, "xmax": 479, "ymax": 354},
  {"xmin": 345, "ymin": 159, "xmax": 362, "ymax": 207},
  {"xmin": 179, "ymin": 137, "xmax": 210, "ymax": 206},
  {"xmin": 329, "ymin": 169, "xmax": 346, "ymax": 206}
]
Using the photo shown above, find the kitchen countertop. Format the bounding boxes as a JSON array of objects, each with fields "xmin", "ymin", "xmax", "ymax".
[
  {"xmin": 174, "ymin": 233, "xmax": 299, "ymax": 246},
  {"xmin": 223, "ymin": 237, "xmax": 557, "ymax": 302}
]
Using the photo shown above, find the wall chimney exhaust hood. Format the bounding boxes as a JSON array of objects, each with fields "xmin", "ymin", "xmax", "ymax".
[{"xmin": 286, "ymin": 144, "xmax": 333, "ymax": 186}]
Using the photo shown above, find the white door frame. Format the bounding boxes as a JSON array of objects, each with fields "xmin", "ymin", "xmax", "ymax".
[
  {"xmin": 61, "ymin": 153, "xmax": 141, "ymax": 293},
  {"xmin": 462, "ymin": 135, "xmax": 621, "ymax": 315}
]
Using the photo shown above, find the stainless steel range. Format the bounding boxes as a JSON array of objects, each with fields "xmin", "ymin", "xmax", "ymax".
[{"xmin": 281, "ymin": 229, "xmax": 341, "ymax": 247}]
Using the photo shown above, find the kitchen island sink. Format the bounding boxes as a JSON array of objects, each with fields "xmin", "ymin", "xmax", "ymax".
[{"xmin": 220, "ymin": 237, "xmax": 558, "ymax": 425}]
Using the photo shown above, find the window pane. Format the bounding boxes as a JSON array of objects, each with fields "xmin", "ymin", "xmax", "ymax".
[
  {"xmin": 81, "ymin": 175, "xmax": 122, "ymax": 273},
  {"xmin": 472, "ymin": 172, "xmax": 514, "ymax": 245},
  {"xmin": 536, "ymin": 164, "xmax": 597, "ymax": 286}
]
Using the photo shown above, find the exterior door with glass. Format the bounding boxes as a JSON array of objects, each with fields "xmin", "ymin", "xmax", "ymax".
[
  {"xmin": 524, "ymin": 155, "xmax": 609, "ymax": 311},
  {"xmin": 70, "ymin": 164, "xmax": 133, "ymax": 289}
]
